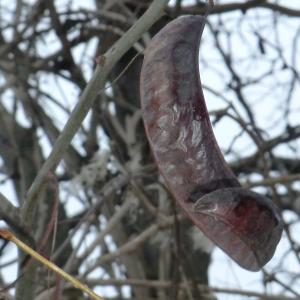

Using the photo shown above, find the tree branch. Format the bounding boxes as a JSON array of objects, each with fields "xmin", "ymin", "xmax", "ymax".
[
  {"xmin": 179, "ymin": 0, "xmax": 300, "ymax": 17},
  {"xmin": 0, "ymin": 192, "xmax": 30, "ymax": 239},
  {"xmin": 24, "ymin": 0, "xmax": 170, "ymax": 216},
  {"xmin": 86, "ymin": 278, "xmax": 300, "ymax": 300}
]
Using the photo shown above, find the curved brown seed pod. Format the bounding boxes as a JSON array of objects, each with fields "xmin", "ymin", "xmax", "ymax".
[{"xmin": 140, "ymin": 15, "xmax": 283, "ymax": 271}]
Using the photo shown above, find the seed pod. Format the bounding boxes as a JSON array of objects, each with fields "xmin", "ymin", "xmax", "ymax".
[{"xmin": 140, "ymin": 15, "xmax": 283, "ymax": 271}]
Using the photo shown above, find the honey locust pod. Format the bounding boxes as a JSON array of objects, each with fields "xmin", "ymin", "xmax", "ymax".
[{"xmin": 140, "ymin": 15, "xmax": 283, "ymax": 271}]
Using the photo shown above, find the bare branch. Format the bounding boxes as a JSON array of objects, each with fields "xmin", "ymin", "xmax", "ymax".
[{"xmin": 24, "ymin": 0, "xmax": 170, "ymax": 214}]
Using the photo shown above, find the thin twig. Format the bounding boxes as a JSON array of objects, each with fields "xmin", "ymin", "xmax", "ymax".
[
  {"xmin": 86, "ymin": 278, "xmax": 300, "ymax": 300},
  {"xmin": 244, "ymin": 173, "xmax": 300, "ymax": 188},
  {"xmin": 83, "ymin": 215, "xmax": 183, "ymax": 276},
  {"xmin": 0, "ymin": 230, "xmax": 104, "ymax": 300}
]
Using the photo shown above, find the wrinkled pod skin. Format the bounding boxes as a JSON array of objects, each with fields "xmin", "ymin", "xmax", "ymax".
[{"xmin": 140, "ymin": 15, "xmax": 283, "ymax": 271}]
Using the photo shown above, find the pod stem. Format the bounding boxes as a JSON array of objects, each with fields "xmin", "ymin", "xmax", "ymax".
[
  {"xmin": 195, "ymin": 0, "xmax": 214, "ymax": 52},
  {"xmin": 0, "ymin": 230, "xmax": 104, "ymax": 300}
]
